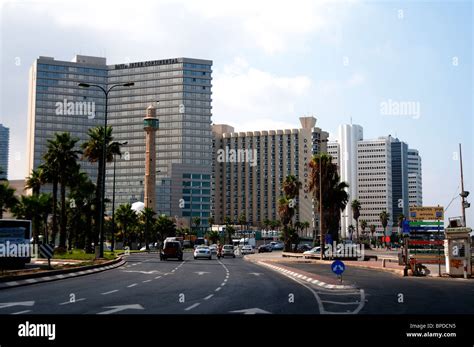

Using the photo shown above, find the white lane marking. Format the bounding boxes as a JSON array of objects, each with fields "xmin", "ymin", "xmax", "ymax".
[
  {"xmin": 101, "ymin": 290, "xmax": 119, "ymax": 295},
  {"xmin": 215, "ymin": 287, "xmax": 221, "ymax": 292},
  {"xmin": 154, "ymin": 276, "xmax": 162, "ymax": 279},
  {"xmin": 142, "ymin": 280, "xmax": 152, "ymax": 283},
  {"xmin": 204, "ymin": 294, "xmax": 214, "ymax": 300},
  {"xmin": 59, "ymin": 298, "xmax": 86, "ymax": 305},
  {"xmin": 127, "ymin": 283, "xmax": 138, "ymax": 288},
  {"xmin": 185, "ymin": 303, "xmax": 200, "ymax": 311},
  {"xmin": 11, "ymin": 310, "xmax": 32, "ymax": 315},
  {"xmin": 223, "ymin": 278, "xmax": 228, "ymax": 282},
  {"xmin": 221, "ymin": 282, "xmax": 226, "ymax": 286},
  {"xmin": 25, "ymin": 279, "xmax": 37, "ymax": 283}
]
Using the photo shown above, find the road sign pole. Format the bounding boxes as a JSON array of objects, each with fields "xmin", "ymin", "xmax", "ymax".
[{"xmin": 437, "ymin": 218, "xmax": 441, "ymax": 277}]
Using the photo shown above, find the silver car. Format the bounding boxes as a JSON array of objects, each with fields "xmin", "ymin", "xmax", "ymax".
[{"xmin": 194, "ymin": 245, "xmax": 212, "ymax": 260}]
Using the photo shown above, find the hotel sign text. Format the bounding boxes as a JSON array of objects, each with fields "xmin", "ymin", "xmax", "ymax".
[{"xmin": 115, "ymin": 58, "xmax": 179, "ymax": 70}]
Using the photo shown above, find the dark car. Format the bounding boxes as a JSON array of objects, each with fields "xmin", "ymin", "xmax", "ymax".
[
  {"xmin": 258, "ymin": 244, "xmax": 273, "ymax": 253},
  {"xmin": 296, "ymin": 244, "xmax": 312, "ymax": 253},
  {"xmin": 160, "ymin": 241, "xmax": 183, "ymax": 261}
]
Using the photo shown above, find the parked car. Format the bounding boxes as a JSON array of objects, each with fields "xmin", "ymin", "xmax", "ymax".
[
  {"xmin": 271, "ymin": 242, "xmax": 284, "ymax": 250},
  {"xmin": 160, "ymin": 240, "xmax": 183, "ymax": 261},
  {"xmin": 258, "ymin": 244, "xmax": 273, "ymax": 253},
  {"xmin": 303, "ymin": 246, "xmax": 321, "ymax": 258},
  {"xmin": 296, "ymin": 244, "xmax": 312, "ymax": 252},
  {"xmin": 222, "ymin": 245, "xmax": 236, "ymax": 258},
  {"xmin": 183, "ymin": 240, "xmax": 192, "ymax": 248},
  {"xmin": 241, "ymin": 245, "xmax": 255, "ymax": 255},
  {"xmin": 194, "ymin": 245, "xmax": 212, "ymax": 260}
]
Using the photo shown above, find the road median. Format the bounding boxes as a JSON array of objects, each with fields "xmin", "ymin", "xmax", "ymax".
[{"xmin": 0, "ymin": 255, "xmax": 125, "ymax": 290}]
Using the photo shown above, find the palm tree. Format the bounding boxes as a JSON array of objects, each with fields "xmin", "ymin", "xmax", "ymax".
[
  {"xmin": 192, "ymin": 216, "xmax": 201, "ymax": 235},
  {"xmin": 38, "ymin": 161, "xmax": 59, "ymax": 244},
  {"xmin": 48, "ymin": 133, "xmax": 81, "ymax": 249},
  {"xmin": 351, "ymin": 199, "xmax": 361, "ymax": 241},
  {"xmin": 225, "ymin": 225, "xmax": 235, "ymax": 244},
  {"xmin": 360, "ymin": 219, "xmax": 368, "ymax": 241},
  {"xmin": 82, "ymin": 126, "xmax": 123, "ymax": 248},
  {"xmin": 369, "ymin": 224, "xmax": 376, "ymax": 246},
  {"xmin": 25, "ymin": 168, "xmax": 43, "ymax": 195},
  {"xmin": 115, "ymin": 203, "xmax": 138, "ymax": 248},
  {"xmin": 379, "ymin": 210, "xmax": 390, "ymax": 244},
  {"xmin": 140, "ymin": 207, "xmax": 156, "ymax": 251},
  {"xmin": 302, "ymin": 221, "xmax": 310, "ymax": 238},
  {"xmin": 278, "ymin": 196, "xmax": 295, "ymax": 251},
  {"xmin": 208, "ymin": 216, "xmax": 215, "ymax": 231},
  {"xmin": 207, "ymin": 230, "xmax": 220, "ymax": 244},
  {"xmin": 0, "ymin": 181, "xmax": 17, "ymax": 219},
  {"xmin": 397, "ymin": 213, "xmax": 405, "ymax": 235},
  {"xmin": 308, "ymin": 154, "xmax": 349, "ymax": 252},
  {"xmin": 13, "ymin": 193, "xmax": 52, "ymax": 243},
  {"xmin": 68, "ymin": 170, "xmax": 96, "ymax": 251},
  {"xmin": 155, "ymin": 215, "xmax": 177, "ymax": 243},
  {"xmin": 282, "ymin": 175, "xmax": 302, "ymax": 202}
]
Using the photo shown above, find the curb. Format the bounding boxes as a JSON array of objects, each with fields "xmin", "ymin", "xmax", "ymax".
[
  {"xmin": 0, "ymin": 256, "xmax": 125, "ymax": 290},
  {"xmin": 244, "ymin": 255, "xmax": 354, "ymax": 290}
]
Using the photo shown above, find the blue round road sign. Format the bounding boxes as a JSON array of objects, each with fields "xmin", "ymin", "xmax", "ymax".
[{"xmin": 331, "ymin": 260, "xmax": 345, "ymax": 275}]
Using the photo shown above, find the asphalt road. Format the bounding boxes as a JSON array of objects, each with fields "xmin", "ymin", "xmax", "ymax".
[
  {"xmin": 281, "ymin": 262, "xmax": 474, "ymax": 314},
  {"xmin": 0, "ymin": 253, "xmax": 321, "ymax": 315}
]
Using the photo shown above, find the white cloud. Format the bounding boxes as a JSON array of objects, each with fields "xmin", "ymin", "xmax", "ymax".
[
  {"xmin": 212, "ymin": 57, "xmax": 312, "ymax": 131},
  {"xmin": 17, "ymin": 0, "xmax": 356, "ymax": 56}
]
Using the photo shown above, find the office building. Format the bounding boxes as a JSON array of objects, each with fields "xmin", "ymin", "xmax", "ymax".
[
  {"xmin": 0, "ymin": 124, "xmax": 9, "ymax": 179},
  {"xmin": 391, "ymin": 138, "xmax": 409, "ymax": 220},
  {"xmin": 327, "ymin": 124, "xmax": 363, "ymax": 238},
  {"xmin": 357, "ymin": 136, "xmax": 393, "ymax": 234},
  {"xmin": 27, "ymin": 55, "xmax": 213, "ymax": 227},
  {"xmin": 212, "ymin": 116, "xmax": 329, "ymax": 240},
  {"xmin": 407, "ymin": 148, "xmax": 423, "ymax": 207}
]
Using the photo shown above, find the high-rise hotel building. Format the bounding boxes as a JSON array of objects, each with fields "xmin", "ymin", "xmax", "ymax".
[
  {"xmin": 27, "ymin": 55, "xmax": 213, "ymax": 227},
  {"xmin": 212, "ymin": 117, "xmax": 329, "ymax": 239}
]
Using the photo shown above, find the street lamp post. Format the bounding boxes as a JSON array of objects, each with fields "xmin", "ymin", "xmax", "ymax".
[
  {"xmin": 111, "ymin": 141, "xmax": 128, "ymax": 252},
  {"xmin": 78, "ymin": 82, "xmax": 134, "ymax": 258}
]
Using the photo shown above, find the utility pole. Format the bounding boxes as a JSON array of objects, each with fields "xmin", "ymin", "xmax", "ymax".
[{"xmin": 459, "ymin": 143, "xmax": 467, "ymax": 227}]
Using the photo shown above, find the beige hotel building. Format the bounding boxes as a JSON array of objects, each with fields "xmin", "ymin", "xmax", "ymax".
[{"xmin": 212, "ymin": 117, "xmax": 329, "ymax": 239}]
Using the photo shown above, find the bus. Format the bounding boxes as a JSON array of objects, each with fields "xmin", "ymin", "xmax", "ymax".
[{"xmin": 0, "ymin": 220, "xmax": 32, "ymax": 268}]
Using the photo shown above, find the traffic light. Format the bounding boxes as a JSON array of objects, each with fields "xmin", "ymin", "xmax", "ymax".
[{"xmin": 460, "ymin": 191, "xmax": 470, "ymax": 198}]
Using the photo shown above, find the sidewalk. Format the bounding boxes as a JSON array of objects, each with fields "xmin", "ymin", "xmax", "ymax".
[{"xmin": 246, "ymin": 251, "xmax": 405, "ymax": 276}]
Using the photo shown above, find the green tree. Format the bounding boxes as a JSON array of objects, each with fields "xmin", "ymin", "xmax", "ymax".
[
  {"xmin": 360, "ymin": 219, "xmax": 368, "ymax": 240},
  {"xmin": 115, "ymin": 203, "xmax": 138, "ymax": 248},
  {"xmin": 25, "ymin": 168, "xmax": 43, "ymax": 196},
  {"xmin": 140, "ymin": 207, "xmax": 156, "ymax": 251},
  {"xmin": 44, "ymin": 132, "xmax": 81, "ymax": 248},
  {"xmin": 156, "ymin": 215, "xmax": 177, "ymax": 243},
  {"xmin": 225, "ymin": 225, "xmax": 235, "ymax": 244},
  {"xmin": 192, "ymin": 216, "xmax": 201, "ymax": 235},
  {"xmin": 68, "ymin": 170, "xmax": 96, "ymax": 252},
  {"xmin": 0, "ymin": 181, "xmax": 17, "ymax": 219},
  {"xmin": 13, "ymin": 193, "xmax": 52, "ymax": 244},
  {"xmin": 207, "ymin": 230, "xmax": 220, "ymax": 244},
  {"xmin": 308, "ymin": 154, "xmax": 349, "ymax": 254},
  {"xmin": 351, "ymin": 199, "xmax": 361, "ymax": 241},
  {"xmin": 82, "ymin": 126, "xmax": 123, "ymax": 248},
  {"xmin": 38, "ymin": 162, "xmax": 59, "ymax": 244},
  {"xmin": 369, "ymin": 224, "xmax": 376, "ymax": 246}
]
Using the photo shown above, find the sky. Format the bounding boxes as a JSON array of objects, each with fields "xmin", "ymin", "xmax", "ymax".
[{"xmin": 0, "ymin": 0, "xmax": 472, "ymax": 223}]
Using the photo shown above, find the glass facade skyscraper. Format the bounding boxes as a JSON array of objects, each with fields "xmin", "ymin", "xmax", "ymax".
[
  {"xmin": 391, "ymin": 139, "xmax": 409, "ymax": 220},
  {"xmin": 27, "ymin": 55, "xmax": 212, "ymax": 227},
  {"xmin": 0, "ymin": 124, "xmax": 9, "ymax": 179}
]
